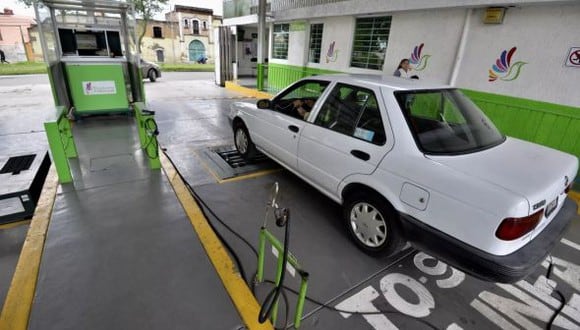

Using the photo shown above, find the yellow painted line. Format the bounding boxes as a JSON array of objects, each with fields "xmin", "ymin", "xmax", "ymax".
[
  {"xmin": 0, "ymin": 220, "xmax": 31, "ymax": 231},
  {"xmin": 0, "ymin": 166, "xmax": 58, "ymax": 330},
  {"xmin": 225, "ymin": 81, "xmax": 274, "ymax": 99},
  {"xmin": 219, "ymin": 168, "xmax": 281, "ymax": 184},
  {"xmin": 160, "ymin": 152, "xmax": 273, "ymax": 330},
  {"xmin": 569, "ymin": 190, "xmax": 580, "ymax": 215}
]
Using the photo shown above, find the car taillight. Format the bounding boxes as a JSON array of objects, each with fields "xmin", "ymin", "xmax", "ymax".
[{"xmin": 495, "ymin": 209, "xmax": 544, "ymax": 241}]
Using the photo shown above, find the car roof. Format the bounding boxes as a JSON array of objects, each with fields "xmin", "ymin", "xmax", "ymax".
[{"xmin": 309, "ymin": 74, "xmax": 451, "ymax": 91}]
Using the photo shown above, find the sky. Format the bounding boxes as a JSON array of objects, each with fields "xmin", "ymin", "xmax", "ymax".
[{"xmin": 2, "ymin": 0, "xmax": 223, "ymax": 18}]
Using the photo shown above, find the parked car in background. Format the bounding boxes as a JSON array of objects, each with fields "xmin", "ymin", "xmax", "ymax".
[
  {"xmin": 141, "ymin": 60, "xmax": 161, "ymax": 82},
  {"xmin": 228, "ymin": 74, "xmax": 578, "ymax": 283}
]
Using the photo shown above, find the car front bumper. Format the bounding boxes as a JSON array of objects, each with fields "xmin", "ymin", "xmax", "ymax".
[{"xmin": 400, "ymin": 197, "xmax": 578, "ymax": 283}]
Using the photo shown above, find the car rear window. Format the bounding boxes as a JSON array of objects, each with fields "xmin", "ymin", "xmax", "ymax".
[{"xmin": 395, "ymin": 89, "xmax": 505, "ymax": 154}]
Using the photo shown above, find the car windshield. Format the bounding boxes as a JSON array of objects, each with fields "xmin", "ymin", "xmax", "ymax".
[{"xmin": 395, "ymin": 89, "xmax": 505, "ymax": 155}]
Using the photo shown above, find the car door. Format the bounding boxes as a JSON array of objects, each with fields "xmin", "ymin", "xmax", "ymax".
[
  {"xmin": 250, "ymin": 80, "xmax": 330, "ymax": 169},
  {"xmin": 298, "ymin": 83, "xmax": 393, "ymax": 197}
]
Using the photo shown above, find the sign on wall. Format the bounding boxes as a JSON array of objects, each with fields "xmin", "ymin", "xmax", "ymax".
[
  {"xmin": 409, "ymin": 43, "xmax": 431, "ymax": 71},
  {"xmin": 565, "ymin": 47, "xmax": 580, "ymax": 68},
  {"xmin": 82, "ymin": 81, "xmax": 117, "ymax": 95},
  {"xmin": 488, "ymin": 47, "xmax": 527, "ymax": 82}
]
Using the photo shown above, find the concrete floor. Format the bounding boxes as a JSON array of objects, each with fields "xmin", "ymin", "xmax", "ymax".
[{"xmin": 1, "ymin": 72, "xmax": 580, "ymax": 330}]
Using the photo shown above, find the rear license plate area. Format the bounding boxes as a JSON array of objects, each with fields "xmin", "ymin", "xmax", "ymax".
[{"xmin": 545, "ymin": 197, "xmax": 558, "ymax": 218}]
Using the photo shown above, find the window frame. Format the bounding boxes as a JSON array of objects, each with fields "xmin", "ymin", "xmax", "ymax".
[
  {"xmin": 312, "ymin": 82, "xmax": 387, "ymax": 145},
  {"xmin": 350, "ymin": 16, "xmax": 392, "ymax": 70},
  {"xmin": 308, "ymin": 23, "xmax": 324, "ymax": 64},
  {"xmin": 152, "ymin": 26, "xmax": 163, "ymax": 39},
  {"xmin": 271, "ymin": 79, "xmax": 331, "ymax": 120},
  {"xmin": 192, "ymin": 20, "xmax": 200, "ymax": 34},
  {"xmin": 272, "ymin": 23, "xmax": 290, "ymax": 60}
]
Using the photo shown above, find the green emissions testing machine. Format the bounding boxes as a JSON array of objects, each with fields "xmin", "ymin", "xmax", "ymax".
[{"xmin": 35, "ymin": 0, "xmax": 159, "ymax": 183}]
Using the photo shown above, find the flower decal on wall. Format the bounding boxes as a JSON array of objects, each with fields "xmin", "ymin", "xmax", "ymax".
[
  {"xmin": 326, "ymin": 41, "xmax": 339, "ymax": 63},
  {"xmin": 409, "ymin": 43, "xmax": 431, "ymax": 71},
  {"xmin": 488, "ymin": 47, "xmax": 527, "ymax": 82}
]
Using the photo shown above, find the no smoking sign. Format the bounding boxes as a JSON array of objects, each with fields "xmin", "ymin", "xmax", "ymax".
[{"xmin": 565, "ymin": 47, "xmax": 580, "ymax": 67}]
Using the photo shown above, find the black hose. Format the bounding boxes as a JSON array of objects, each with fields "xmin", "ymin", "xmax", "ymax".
[{"xmin": 258, "ymin": 208, "xmax": 290, "ymax": 325}]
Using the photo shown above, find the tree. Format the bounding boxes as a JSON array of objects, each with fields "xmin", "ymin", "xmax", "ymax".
[
  {"xmin": 133, "ymin": 0, "xmax": 169, "ymax": 53},
  {"xmin": 18, "ymin": 0, "xmax": 168, "ymax": 53}
]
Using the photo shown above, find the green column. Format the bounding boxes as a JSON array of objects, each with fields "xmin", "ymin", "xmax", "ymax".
[{"xmin": 257, "ymin": 64, "xmax": 265, "ymax": 91}]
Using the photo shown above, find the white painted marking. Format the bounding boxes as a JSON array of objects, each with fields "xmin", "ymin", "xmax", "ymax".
[
  {"xmin": 446, "ymin": 323, "xmax": 464, "ymax": 330},
  {"xmin": 436, "ymin": 267, "xmax": 465, "ymax": 289},
  {"xmin": 271, "ymin": 245, "xmax": 296, "ymax": 277},
  {"xmin": 476, "ymin": 283, "xmax": 578, "ymax": 329},
  {"xmin": 561, "ymin": 238, "xmax": 580, "ymax": 252},
  {"xmin": 413, "ymin": 252, "xmax": 447, "ymax": 276},
  {"xmin": 470, "ymin": 299, "xmax": 519, "ymax": 330},
  {"xmin": 380, "ymin": 273, "xmax": 435, "ymax": 318},
  {"xmin": 545, "ymin": 256, "xmax": 580, "ymax": 292},
  {"xmin": 335, "ymin": 286, "xmax": 399, "ymax": 330},
  {"xmin": 419, "ymin": 276, "xmax": 427, "ymax": 284}
]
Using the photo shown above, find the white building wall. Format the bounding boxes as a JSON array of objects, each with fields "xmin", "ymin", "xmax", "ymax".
[
  {"xmin": 383, "ymin": 9, "xmax": 465, "ymax": 83},
  {"xmin": 455, "ymin": 5, "xmax": 580, "ymax": 107},
  {"xmin": 272, "ymin": 3, "xmax": 580, "ymax": 107}
]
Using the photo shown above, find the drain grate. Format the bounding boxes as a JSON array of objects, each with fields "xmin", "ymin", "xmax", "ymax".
[
  {"xmin": 200, "ymin": 145, "xmax": 279, "ymax": 180},
  {"xmin": 216, "ymin": 150, "xmax": 270, "ymax": 168},
  {"xmin": 0, "ymin": 155, "xmax": 36, "ymax": 175}
]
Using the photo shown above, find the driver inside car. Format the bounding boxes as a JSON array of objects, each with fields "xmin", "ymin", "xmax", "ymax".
[{"xmin": 291, "ymin": 99, "xmax": 316, "ymax": 120}]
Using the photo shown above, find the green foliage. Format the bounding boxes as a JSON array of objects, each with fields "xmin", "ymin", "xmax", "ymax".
[
  {"xmin": 0, "ymin": 62, "xmax": 47, "ymax": 75},
  {"xmin": 159, "ymin": 63, "xmax": 215, "ymax": 72}
]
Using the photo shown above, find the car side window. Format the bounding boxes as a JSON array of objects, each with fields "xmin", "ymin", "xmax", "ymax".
[
  {"xmin": 272, "ymin": 80, "xmax": 329, "ymax": 120},
  {"xmin": 314, "ymin": 84, "xmax": 386, "ymax": 145}
]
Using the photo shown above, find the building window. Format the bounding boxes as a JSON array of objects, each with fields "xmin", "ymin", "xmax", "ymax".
[
  {"xmin": 273, "ymin": 24, "xmax": 290, "ymax": 60},
  {"xmin": 153, "ymin": 26, "xmax": 163, "ymax": 38},
  {"xmin": 308, "ymin": 24, "xmax": 323, "ymax": 64},
  {"xmin": 184, "ymin": 19, "xmax": 189, "ymax": 27},
  {"xmin": 193, "ymin": 20, "xmax": 199, "ymax": 34},
  {"xmin": 202, "ymin": 21, "xmax": 207, "ymax": 30},
  {"xmin": 350, "ymin": 16, "xmax": 391, "ymax": 70}
]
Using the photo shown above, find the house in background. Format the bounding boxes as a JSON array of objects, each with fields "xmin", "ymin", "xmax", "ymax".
[
  {"xmin": 0, "ymin": 8, "xmax": 35, "ymax": 62},
  {"xmin": 163, "ymin": 5, "xmax": 223, "ymax": 63}
]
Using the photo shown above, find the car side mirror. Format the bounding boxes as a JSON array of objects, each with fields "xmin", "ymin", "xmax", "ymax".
[{"xmin": 257, "ymin": 99, "xmax": 272, "ymax": 109}]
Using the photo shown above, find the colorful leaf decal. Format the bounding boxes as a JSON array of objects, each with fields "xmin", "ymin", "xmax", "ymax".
[
  {"xmin": 414, "ymin": 54, "xmax": 431, "ymax": 71},
  {"xmin": 489, "ymin": 47, "xmax": 525, "ymax": 83},
  {"xmin": 501, "ymin": 61, "xmax": 527, "ymax": 81},
  {"xmin": 506, "ymin": 47, "xmax": 516, "ymax": 66},
  {"xmin": 327, "ymin": 41, "xmax": 335, "ymax": 57},
  {"xmin": 500, "ymin": 50, "xmax": 508, "ymax": 69}
]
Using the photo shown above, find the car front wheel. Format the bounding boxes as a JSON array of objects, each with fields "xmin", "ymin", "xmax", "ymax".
[
  {"xmin": 343, "ymin": 193, "xmax": 404, "ymax": 257},
  {"xmin": 234, "ymin": 123, "xmax": 256, "ymax": 159},
  {"xmin": 148, "ymin": 69, "xmax": 158, "ymax": 82}
]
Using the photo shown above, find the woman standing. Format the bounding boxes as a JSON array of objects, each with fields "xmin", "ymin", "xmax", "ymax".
[{"xmin": 393, "ymin": 59, "xmax": 411, "ymax": 78}]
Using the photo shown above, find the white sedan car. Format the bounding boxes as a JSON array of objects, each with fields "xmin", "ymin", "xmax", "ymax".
[{"xmin": 228, "ymin": 75, "xmax": 578, "ymax": 282}]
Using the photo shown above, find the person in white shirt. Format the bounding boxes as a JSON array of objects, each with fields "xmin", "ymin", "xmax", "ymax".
[{"xmin": 393, "ymin": 58, "xmax": 411, "ymax": 78}]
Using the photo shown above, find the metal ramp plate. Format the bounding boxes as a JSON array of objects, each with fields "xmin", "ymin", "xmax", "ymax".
[{"xmin": 200, "ymin": 145, "xmax": 279, "ymax": 180}]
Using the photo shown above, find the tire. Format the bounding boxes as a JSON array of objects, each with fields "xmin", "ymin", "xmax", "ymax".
[
  {"xmin": 234, "ymin": 122, "xmax": 256, "ymax": 159},
  {"xmin": 148, "ymin": 69, "xmax": 157, "ymax": 82},
  {"xmin": 343, "ymin": 192, "xmax": 404, "ymax": 257}
]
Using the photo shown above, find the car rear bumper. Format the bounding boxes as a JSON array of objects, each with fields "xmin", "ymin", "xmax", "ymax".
[{"xmin": 399, "ymin": 197, "xmax": 578, "ymax": 283}]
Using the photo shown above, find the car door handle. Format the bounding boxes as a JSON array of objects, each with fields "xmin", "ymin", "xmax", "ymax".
[
  {"xmin": 350, "ymin": 150, "xmax": 370, "ymax": 161},
  {"xmin": 288, "ymin": 125, "xmax": 299, "ymax": 133}
]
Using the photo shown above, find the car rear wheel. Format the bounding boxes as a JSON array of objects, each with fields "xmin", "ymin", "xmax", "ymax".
[
  {"xmin": 148, "ymin": 69, "xmax": 157, "ymax": 82},
  {"xmin": 234, "ymin": 123, "xmax": 256, "ymax": 159},
  {"xmin": 343, "ymin": 193, "xmax": 404, "ymax": 256}
]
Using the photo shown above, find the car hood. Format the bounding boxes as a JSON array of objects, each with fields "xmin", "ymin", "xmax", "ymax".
[{"xmin": 427, "ymin": 137, "xmax": 578, "ymax": 211}]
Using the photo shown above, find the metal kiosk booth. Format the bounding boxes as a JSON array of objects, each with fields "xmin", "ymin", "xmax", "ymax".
[{"xmin": 35, "ymin": 0, "xmax": 160, "ymax": 183}]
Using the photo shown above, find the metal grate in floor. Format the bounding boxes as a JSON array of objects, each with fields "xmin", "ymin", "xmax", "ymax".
[
  {"xmin": 0, "ymin": 155, "xmax": 36, "ymax": 175},
  {"xmin": 200, "ymin": 145, "xmax": 279, "ymax": 180}
]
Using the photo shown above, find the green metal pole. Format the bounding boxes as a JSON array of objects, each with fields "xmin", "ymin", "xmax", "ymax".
[
  {"xmin": 271, "ymin": 245, "xmax": 285, "ymax": 326},
  {"xmin": 294, "ymin": 275, "xmax": 309, "ymax": 328},
  {"xmin": 44, "ymin": 121, "xmax": 73, "ymax": 183},
  {"xmin": 257, "ymin": 228, "xmax": 267, "ymax": 282}
]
